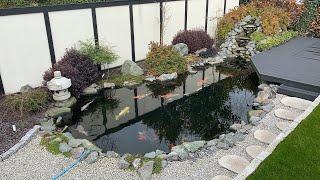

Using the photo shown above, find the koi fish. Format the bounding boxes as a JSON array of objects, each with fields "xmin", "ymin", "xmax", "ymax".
[
  {"xmin": 196, "ymin": 87, "xmax": 202, "ymax": 91},
  {"xmin": 160, "ymin": 93, "xmax": 180, "ymax": 99},
  {"xmin": 81, "ymin": 100, "xmax": 95, "ymax": 111},
  {"xmin": 133, "ymin": 93, "xmax": 152, "ymax": 100},
  {"xmin": 115, "ymin": 106, "xmax": 130, "ymax": 120},
  {"xmin": 197, "ymin": 78, "xmax": 208, "ymax": 87},
  {"xmin": 137, "ymin": 131, "xmax": 147, "ymax": 141}
]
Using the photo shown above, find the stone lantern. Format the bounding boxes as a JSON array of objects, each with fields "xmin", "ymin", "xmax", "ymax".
[{"xmin": 47, "ymin": 71, "xmax": 72, "ymax": 101}]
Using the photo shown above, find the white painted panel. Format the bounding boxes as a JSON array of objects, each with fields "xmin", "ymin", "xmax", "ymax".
[
  {"xmin": 163, "ymin": 1, "xmax": 185, "ymax": 45},
  {"xmin": 49, "ymin": 9, "xmax": 94, "ymax": 60},
  {"xmin": 96, "ymin": 6, "xmax": 132, "ymax": 69},
  {"xmin": 187, "ymin": 0, "xmax": 206, "ymax": 30},
  {"xmin": 207, "ymin": 0, "xmax": 225, "ymax": 38},
  {"xmin": 0, "ymin": 13, "xmax": 52, "ymax": 93},
  {"xmin": 133, "ymin": 3, "xmax": 160, "ymax": 61},
  {"xmin": 226, "ymin": 0, "xmax": 240, "ymax": 13}
]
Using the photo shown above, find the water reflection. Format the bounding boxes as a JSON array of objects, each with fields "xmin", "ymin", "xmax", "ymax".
[{"xmin": 70, "ymin": 66, "xmax": 258, "ymax": 154}]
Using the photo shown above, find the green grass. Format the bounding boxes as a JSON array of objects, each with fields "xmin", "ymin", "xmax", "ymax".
[
  {"xmin": 124, "ymin": 154, "xmax": 163, "ymax": 173},
  {"xmin": 248, "ymin": 105, "xmax": 320, "ymax": 180},
  {"xmin": 40, "ymin": 133, "xmax": 70, "ymax": 157}
]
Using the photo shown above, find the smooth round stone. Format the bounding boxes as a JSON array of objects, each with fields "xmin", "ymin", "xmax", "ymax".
[
  {"xmin": 246, "ymin": 145, "xmax": 264, "ymax": 158},
  {"xmin": 281, "ymin": 97, "xmax": 312, "ymax": 110},
  {"xmin": 254, "ymin": 130, "xmax": 276, "ymax": 144},
  {"xmin": 218, "ymin": 155, "xmax": 250, "ymax": 174},
  {"xmin": 276, "ymin": 121, "xmax": 291, "ymax": 131},
  {"xmin": 212, "ymin": 175, "xmax": 232, "ymax": 180},
  {"xmin": 274, "ymin": 109, "xmax": 300, "ymax": 121}
]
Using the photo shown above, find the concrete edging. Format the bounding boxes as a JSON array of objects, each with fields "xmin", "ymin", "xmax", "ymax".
[
  {"xmin": 234, "ymin": 95, "xmax": 320, "ymax": 180},
  {"xmin": 0, "ymin": 125, "xmax": 40, "ymax": 161}
]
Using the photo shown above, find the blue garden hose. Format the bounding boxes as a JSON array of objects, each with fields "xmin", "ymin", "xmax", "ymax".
[{"xmin": 51, "ymin": 150, "xmax": 92, "ymax": 180}]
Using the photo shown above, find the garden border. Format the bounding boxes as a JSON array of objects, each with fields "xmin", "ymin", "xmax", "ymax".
[
  {"xmin": 234, "ymin": 95, "xmax": 320, "ymax": 180},
  {"xmin": 0, "ymin": 125, "xmax": 41, "ymax": 161}
]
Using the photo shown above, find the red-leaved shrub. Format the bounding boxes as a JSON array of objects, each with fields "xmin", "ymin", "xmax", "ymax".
[
  {"xmin": 43, "ymin": 49, "xmax": 101, "ymax": 98},
  {"xmin": 172, "ymin": 30, "xmax": 214, "ymax": 54}
]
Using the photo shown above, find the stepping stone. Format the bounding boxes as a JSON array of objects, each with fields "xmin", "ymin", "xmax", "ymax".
[
  {"xmin": 212, "ymin": 175, "xmax": 232, "ymax": 180},
  {"xmin": 281, "ymin": 97, "xmax": 312, "ymax": 110},
  {"xmin": 276, "ymin": 121, "xmax": 291, "ymax": 131},
  {"xmin": 218, "ymin": 155, "xmax": 250, "ymax": 174},
  {"xmin": 254, "ymin": 130, "xmax": 276, "ymax": 144},
  {"xmin": 274, "ymin": 109, "xmax": 300, "ymax": 121},
  {"xmin": 246, "ymin": 145, "xmax": 264, "ymax": 158}
]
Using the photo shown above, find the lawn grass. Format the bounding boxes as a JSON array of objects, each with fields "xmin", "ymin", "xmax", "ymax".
[{"xmin": 248, "ymin": 105, "xmax": 320, "ymax": 180}]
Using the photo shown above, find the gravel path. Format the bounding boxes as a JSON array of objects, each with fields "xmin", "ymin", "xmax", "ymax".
[{"xmin": 0, "ymin": 93, "xmax": 304, "ymax": 180}]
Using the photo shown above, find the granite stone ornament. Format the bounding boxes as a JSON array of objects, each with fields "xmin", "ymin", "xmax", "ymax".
[{"xmin": 47, "ymin": 71, "xmax": 72, "ymax": 101}]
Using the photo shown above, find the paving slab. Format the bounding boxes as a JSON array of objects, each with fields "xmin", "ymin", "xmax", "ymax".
[
  {"xmin": 281, "ymin": 97, "xmax": 312, "ymax": 110},
  {"xmin": 274, "ymin": 109, "xmax": 300, "ymax": 121},
  {"xmin": 245, "ymin": 145, "xmax": 264, "ymax": 159},
  {"xmin": 254, "ymin": 130, "xmax": 277, "ymax": 144},
  {"xmin": 218, "ymin": 155, "xmax": 250, "ymax": 174},
  {"xmin": 276, "ymin": 121, "xmax": 291, "ymax": 131}
]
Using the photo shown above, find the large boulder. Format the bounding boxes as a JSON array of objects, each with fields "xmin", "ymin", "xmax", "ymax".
[
  {"xmin": 157, "ymin": 72, "xmax": 178, "ymax": 82},
  {"xmin": 171, "ymin": 145, "xmax": 188, "ymax": 160},
  {"xmin": 85, "ymin": 151, "xmax": 99, "ymax": 164},
  {"xmin": 45, "ymin": 107, "xmax": 71, "ymax": 118},
  {"xmin": 173, "ymin": 43, "xmax": 188, "ymax": 56},
  {"xmin": 182, "ymin": 141, "xmax": 206, "ymax": 153},
  {"xmin": 82, "ymin": 83, "xmax": 102, "ymax": 95},
  {"xmin": 20, "ymin": 84, "xmax": 33, "ymax": 93},
  {"xmin": 121, "ymin": 60, "xmax": 144, "ymax": 76}
]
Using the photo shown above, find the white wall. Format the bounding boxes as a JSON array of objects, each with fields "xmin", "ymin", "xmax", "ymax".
[
  {"xmin": 96, "ymin": 6, "xmax": 132, "ymax": 69},
  {"xmin": 133, "ymin": 3, "xmax": 160, "ymax": 61},
  {"xmin": 49, "ymin": 9, "xmax": 94, "ymax": 60},
  {"xmin": 163, "ymin": 1, "xmax": 185, "ymax": 45},
  {"xmin": 207, "ymin": 0, "xmax": 225, "ymax": 37},
  {"xmin": 0, "ymin": 0, "xmax": 239, "ymax": 94},
  {"xmin": 226, "ymin": 0, "xmax": 240, "ymax": 13},
  {"xmin": 187, "ymin": 0, "xmax": 206, "ymax": 30},
  {"xmin": 0, "ymin": 13, "xmax": 52, "ymax": 93}
]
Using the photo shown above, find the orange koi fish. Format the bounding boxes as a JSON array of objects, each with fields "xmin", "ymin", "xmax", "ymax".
[
  {"xmin": 160, "ymin": 93, "xmax": 180, "ymax": 99},
  {"xmin": 137, "ymin": 131, "xmax": 147, "ymax": 141},
  {"xmin": 133, "ymin": 93, "xmax": 152, "ymax": 100},
  {"xmin": 197, "ymin": 78, "xmax": 208, "ymax": 87}
]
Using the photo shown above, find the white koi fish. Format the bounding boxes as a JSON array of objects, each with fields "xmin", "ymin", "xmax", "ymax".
[
  {"xmin": 81, "ymin": 99, "xmax": 95, "ymax": 111},
  {"xmin": 115, "ymin": 106, "xmax": 130, "ymax": 120}
]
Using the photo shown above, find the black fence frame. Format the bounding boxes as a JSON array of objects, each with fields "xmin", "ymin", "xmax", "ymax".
[{"xmin": 0, "ymin": 0, "xmax": 228, "ymax": 94}]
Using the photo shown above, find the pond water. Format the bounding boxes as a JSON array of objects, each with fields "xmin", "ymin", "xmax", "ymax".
[{"xmin": 69, "ymin": 65, "xmax": 258, "ymax": 155}]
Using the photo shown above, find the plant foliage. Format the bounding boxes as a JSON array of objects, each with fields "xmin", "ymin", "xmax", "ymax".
[
  {"xmin": 251, "ymin": 31, "xmax": 298, "ymax": 51},
  {"xmin": 145, "ymin": 42, "xmax": 187, "ymax": 76},
  {"xmin": 296, "ymin": 0, "xmax": 320, "ymax": 33},
  {"xmin": 3, "ymin": 88, "xmax": 50, "ymax": 116},
  {"xmin": 309, "ymin": 6, "xmax": 320, "ymax": 37},
  {"xmin": 78, "ymin": 41, "xmax": 118, "ymax": 65},
  {"xmin": 0, "ymin": 0, "xmax": 103, "ymax": 9},
  {"xmin": 172, "ymin": 30, "xmax": 214, "ymax": 54},
  {"xmin": 217, "ymin": 0, "xmax": 303, "ymax": 40},
  {"xmin": 43, "ymin": 49, "xmax": 101, "ymax": 98}
]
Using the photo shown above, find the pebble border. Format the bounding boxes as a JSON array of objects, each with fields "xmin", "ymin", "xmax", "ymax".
[
  {"xmin": 234, "ymin": 95, "xmax": 320, "ymax": 180},
  {"xmin": 0, "ymin": 125, "xmax": 41, "ymax": 161}
]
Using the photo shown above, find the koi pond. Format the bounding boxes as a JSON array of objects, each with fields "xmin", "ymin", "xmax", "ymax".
[{"xmin": 69, "ymin": 65, "xmax": 258, "ymax": 155}]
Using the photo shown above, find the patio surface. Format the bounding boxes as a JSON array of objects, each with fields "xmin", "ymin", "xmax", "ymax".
[{"xmin": 252, "ymin": 37, "xmax": 320, "ymax": 100}]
